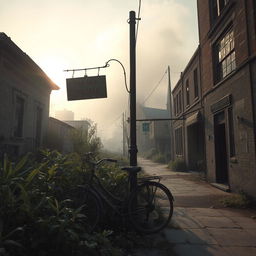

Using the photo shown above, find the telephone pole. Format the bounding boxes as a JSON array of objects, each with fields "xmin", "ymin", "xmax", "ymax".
[
  {"xmin": 129, "ymin": 11, "xmax": 138, "ymax": 167},
  {"xmin": 168, "ymin": 66, "xmax": 174, "ymax": 161}
]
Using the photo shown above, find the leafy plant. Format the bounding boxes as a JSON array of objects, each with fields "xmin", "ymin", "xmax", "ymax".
[
  {"xmin": 0, "ymin": 150, "xmax": 131, "ymax": 255},
  {"xmin": 220, "ymin": 191, "xmax": 254, "ymax": 209},
  {"xmin": 168, "ymin": 159, "xmax": 187, "ymax": 172},
  {"xmin": 71, "ymin": 121, "xmax": 102, "ymax": 157},
  {"xmin": 152, "ymin": 153, "xmax": 166, "ymax": 164}
]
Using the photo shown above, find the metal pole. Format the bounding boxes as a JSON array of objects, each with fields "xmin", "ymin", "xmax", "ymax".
[
  {"xmin": 129, "ymin": 11, "xmax": 137, "ymax": 167},
  {"xmin": 168, "ymin": 66, "xmax": 174, "ymax": 161},
  {"xmin": 122, "ymin": 113, "xmax": 125, "ymax": 156}
]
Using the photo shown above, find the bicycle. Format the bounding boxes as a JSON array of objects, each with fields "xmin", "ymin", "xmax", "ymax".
[{"xmin": 72, "ymin": 154, "xmax": 174, "ymax": 234}]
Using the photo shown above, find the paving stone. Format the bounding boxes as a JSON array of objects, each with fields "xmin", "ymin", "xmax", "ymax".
[
  {"xmin": 224, "ymin": 246, "xmax": 256, "ymax": 256},
  {"xmin": 164, "ymin": 228, "xmax": 218, "ymax": 245},
  {"xmin": 218, "ymin": 209, "xmax": 250, "ymax": 217},
  {"xmin": 164, "ymin": 229, "xmax": 189, "ymax": 244},
  {"xmin": 184, "ymin": 229, "xmax": 218, "ymax": 245},
  {"xmin": 229, "ymin": 216, "xmax": 256, "ymax": 229},
  {"xmin": 207, "ymin": 228, "xmax": 256, "ymax": 246},
  {"xmin": 194, "ymin": 216, "xmax": 240, "ymax": 228},
  {"xmin": 243, "ymin": 228, "xmax": 256, "ymax": 240},
  {"xmin": 173, "ymin": 207, "xmax": 187, "ymax": 217},
  {"xmin": 184, "ymin": 208, "xmax": 223, "ymax": 217},
  {"xmin": 172, "ymin": 244, "xmax": 230, "ymax": 256},
  {"xmin": 171, "ymin": 215, "xmax": 203, "ymax": 229},
  {"xmin": 138, "ymin": 158, "xmax": 256, "ymax": 255}
]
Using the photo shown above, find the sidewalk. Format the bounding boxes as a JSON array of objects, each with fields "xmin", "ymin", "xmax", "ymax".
[{"xmin": 132, "ymin": 158, "xmax": 256, "ymax": 256}]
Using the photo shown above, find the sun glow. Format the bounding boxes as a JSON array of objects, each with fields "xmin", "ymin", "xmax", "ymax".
[{"xmin": 39, "ymin": 57, "xmax": 66, "ymax": 89}]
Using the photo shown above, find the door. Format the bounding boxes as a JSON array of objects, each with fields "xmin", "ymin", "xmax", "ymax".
[{"xmin": 214, "ymin": 112, "xmax": 229, "ymax": 184}]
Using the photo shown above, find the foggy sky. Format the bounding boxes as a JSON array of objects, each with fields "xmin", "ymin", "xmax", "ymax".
[{"xmin": 0, "ymin": 0, "xmax": 198, "ymax": 151}]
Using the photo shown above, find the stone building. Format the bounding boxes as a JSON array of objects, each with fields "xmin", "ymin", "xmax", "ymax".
[
  {"xmin": 172, "ymin": 48, "xmax": 205, "ymax": 171},
  {"xmin": 0, "ymin": 33, "xmax": 59, "ymax": 158},
  {"xmin": 197, "ymin": 0, "xmax": 256, "ymax": 196}
]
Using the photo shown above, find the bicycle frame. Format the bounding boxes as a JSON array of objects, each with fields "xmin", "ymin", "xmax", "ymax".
[{"xmin": 82, "ymin": 156, "xmax": 168, "ymax": 218}]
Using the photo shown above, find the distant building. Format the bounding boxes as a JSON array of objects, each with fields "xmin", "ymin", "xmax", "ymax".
[
  {"xmin": 46, "ymin": 117, "xmax": 74, "ymax": 153},
  {"xmin": 55, "ymin": 109, "xmax": 74, "ymax": 121},
  {"xmin": 137, "ymin": 105, "xmax": 171, "ymax": 159},
  {"xmin": 64, "ymin": 120, "xmax": 90, "ymax": 133},
  {"xmin": 0, "ymin": 33, "xmax": 59, "ymax": 158}
]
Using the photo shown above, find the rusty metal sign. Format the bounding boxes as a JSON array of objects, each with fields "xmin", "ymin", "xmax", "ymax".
[{"xmin": 66, "ymin": 75, "xmax": 107, "ymax": 101}]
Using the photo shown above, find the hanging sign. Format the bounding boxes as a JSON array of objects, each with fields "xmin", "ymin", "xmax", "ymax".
[{"xmin": 66, "ymin": 75, "xmax": 107, "ymax": 101}]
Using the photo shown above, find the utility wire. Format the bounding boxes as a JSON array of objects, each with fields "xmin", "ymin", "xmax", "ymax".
[
  {"xmin": 110, "ymin": 112, "xmax": 123, "ymax": 124},
  {"xmin": 135, "ymin": 0, "xmax": 142, "ymax": 44},
  {"xmin": 142, "ymin": 69, "xmax": 168, "ymax": 104}
]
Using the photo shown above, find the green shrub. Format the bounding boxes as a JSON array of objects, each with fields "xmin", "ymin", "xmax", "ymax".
[
  {"xmin": 220, "ymin": 191, "xmax": 253, "ymax": 209},
  {"xmin": 0, "ymin": 150, "xmax": 127, "ymax": 256},
  {"xmin": 152, "ymin": 153, "xmax": 166, "ymax": 164},
  {"xmin": 142, "ymin": 148, "xmax": 158, "ymax": 160},
  {"xmin": 71, "ymin": 121, "xmax": 102, "ymax": 157},
  {"xmin": 169, "ymin": 159, "xmax": 187, "ymax": 172}
]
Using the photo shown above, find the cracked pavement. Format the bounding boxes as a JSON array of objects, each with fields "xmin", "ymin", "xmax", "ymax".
[{"xmin": 131, "ymin": 158, "xmax": 256, "ymax": 256}]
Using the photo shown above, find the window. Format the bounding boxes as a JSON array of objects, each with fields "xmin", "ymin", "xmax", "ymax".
[
  {"xmin": 174, "ymin": 96, "xmax": 177, "ymax": 116},
  {"xmin": 215, "ymin": 29, "xmax": 236, "ymax": 81},
  {"xmin": 35, "ymin": 107, "xmax": 43, "ymax": 148},
  {"xmin": 178, "ymin": 91, "xmax": 182, "ymax": 113},
  {"xmin": 186, "ymin": 79, "xmax": 190, "ymax": 106},
  {"xmin": 217, "ymin": 0, "xmax": 230, "ymax": 16},
  {"xmin": 210, "ymin": 0, "xmax": 230, "ymax": 21},
  {"xmin": 175, "ymin": 127, "xmax": 183, "ymax": 155},
  {"xmin": 13, "ymin": 96, "xmax": 25, "ymax": 138},
  {"xmin": 174, "ymin": 90, "xmax": 182, "ymax": 116},
  {"xmin": 193, "ymin": 68, "xmax": 199, "ymax": 99}
]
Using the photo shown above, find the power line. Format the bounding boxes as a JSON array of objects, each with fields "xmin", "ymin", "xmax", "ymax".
[
  {"xmin": 142, "ymin": 69, "xmax": 168, "ymax": 104},
  {"xmin": 135, "ymin": 0, "xmax": 142, "ymax": 44},
  {"xmin": 111, "ymin": 113, "xmax": 123, "ymax": 124}
]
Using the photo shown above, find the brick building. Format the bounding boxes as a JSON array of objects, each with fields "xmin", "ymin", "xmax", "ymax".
[
  {"xmin": 0, "ymin": 33, "xmax": 59, "ymax": 158},
  {"xmin": 171, "ymin": 0, "xmax": 256, "ymax": 197},
  {"xmin": 197, "ymin": 0, "xmax": 256, "ymax": 196},
  {"xmin": 172, "ymin": 47, "xmax": 205, "ymax": 171}
]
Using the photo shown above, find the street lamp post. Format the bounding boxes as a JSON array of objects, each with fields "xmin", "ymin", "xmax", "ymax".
[{"xmin": 129, "ymin": 10, "xmax": 138, "ymax": 167}]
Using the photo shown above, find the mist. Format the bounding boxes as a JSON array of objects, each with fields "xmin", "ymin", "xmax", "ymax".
[{"xmin": 0, "ymin": 0, "xmax": 198, "ymax": 151}]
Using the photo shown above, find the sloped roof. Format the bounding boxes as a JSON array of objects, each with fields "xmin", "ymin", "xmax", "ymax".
[
  {"xmin": 142, "ymin": 106, "xmax": 170, "ymax": 119},
  {"xmin": 0, "ymin": 33, "xmax": 59, "ymax": 90}
]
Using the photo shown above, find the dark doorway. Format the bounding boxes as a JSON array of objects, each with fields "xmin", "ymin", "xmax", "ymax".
[
  {"xmin": 187, "ymin": 122, "xmax": 205, "ymax": 171},
  {"xmin": 214, "ymin": 112, "xmax": 228, "ymax": 184}
]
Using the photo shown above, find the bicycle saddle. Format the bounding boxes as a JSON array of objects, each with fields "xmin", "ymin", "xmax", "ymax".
[{"xmin": 121, "ymin": 166, "xmax": 141, "ymax": 173}]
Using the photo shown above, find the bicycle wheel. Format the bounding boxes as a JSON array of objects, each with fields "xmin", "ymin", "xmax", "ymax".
[
  {"xmin": 128, "ymin": 181, "xmax": 173, "ymax": 234},
  {"xmin": 72, "ymin": 189, "xmax": 102, "ymax": 232}
]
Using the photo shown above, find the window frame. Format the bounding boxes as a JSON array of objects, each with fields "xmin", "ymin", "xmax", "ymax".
[
  {"xmin": 185, "ymin": 79, "xmax": 190, "ymax": 106},
  {"xmin": 214, "ymin": 28, "xmax": 236, "ymax": 83},
  {"xmin": 193, "ymin": 68, "xmax": 199, "ymax": 99},
  {"xmin": 210, "ymin": 0, "xmax": 230, "ymax": 24},
  {"xmin": 13, "ymin": 96, "xmax": 25, "ymax": 138}
]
